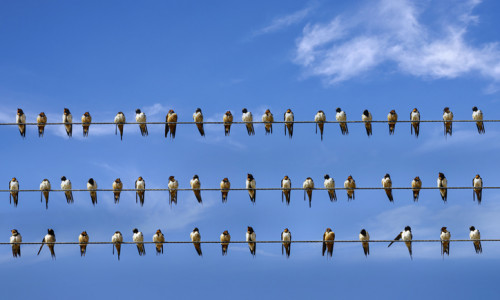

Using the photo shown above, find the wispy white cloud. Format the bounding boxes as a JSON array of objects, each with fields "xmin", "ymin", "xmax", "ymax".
[{"xmin": 253, "ymin": 4, "xmax": 316, "ymax": 37}]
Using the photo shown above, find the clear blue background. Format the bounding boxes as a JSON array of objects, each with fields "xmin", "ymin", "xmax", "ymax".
[{"xmin": 1, "ymin": 1, "xmax": 500, "ymax": 299}]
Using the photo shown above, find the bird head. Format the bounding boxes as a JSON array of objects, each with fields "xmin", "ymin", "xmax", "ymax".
[
  {"xmin": 360, "ymin": 229, "xmax": 367, "ymax": 235},
  {"xmin": 193, "ymin": 228, "xmax": 199, "ymax": 233},
  {"xmin": 469, "ymin": 226, "xmax": 476, "ymax": 231},
  {"xmin": 61, "ymin": 176, "xmax": 67, "ymax": 181},
  {"xmin": 441, "ymin": 227, "xmax": 447, "ymax": 233},
  {"xmin": 88, "ymin": 178, "xmax": 95, "ymax": 185},
  {"xmin": 156, "ymin": 229, "xmax": 162, "ymax": 235},
  {"xmin": 132, "ymin": 228, "xmax": 139, "ymax": 234},
  {"xmin": 242, "ymin": 108, "xmax": 248, "ymax": 113},
  {"xmin": 443, "ymin": 107, "xmax": 450, "ymax": 113},
  {"xmin": 64, "ymin": 108, "xmax": 70, "ymax": 115},
  {"xmin": 169, "ymin": 176, "xmax": 175, "ymax": 181},
  {"xmin": 336, "ymin": 108, "xmax": 341, "ymax": 113},
  {"xmin": 195, "ymin": 108, "xmax": 202, "ymax": 113},
  {"xmin": 81, "ymin": 231, "xmax": 88, "ymax": 236},
  {"xmin": 472, "ymin": 106, "xmax": 478, "ymax": 112},
  {"xmin": 135, "ymin": 109, "xmax": 141, "ymax": 114},
  {"xmin": 404, "ymin": 226, "xmax": 412, "ymax": 232}
]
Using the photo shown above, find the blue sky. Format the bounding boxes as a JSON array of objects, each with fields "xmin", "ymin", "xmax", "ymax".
[{"xmin": 2, "ymin": 0, "xmax": 500, "ymax": 299}]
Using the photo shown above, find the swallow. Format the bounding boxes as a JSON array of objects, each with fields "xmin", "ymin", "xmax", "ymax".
[
  {"xmin": 168, "ymin": 176, "xmax": 179, "ymax": 205},
  {"xmin": 322, "ymin": 228, "xmax": 335, "ymax": 257},
  {"xmin": 135, "ymin": 109, "xmax": 148, "ymax": 136},
  {"xmin": 281, "ymin": 175, "xmax": 291, "ymax": 205},
  {"xmin": 382, "ymin": 173, "xmax": 393, "ymax": 202},
  {"xmin": 437, "ymin": 172, "xmax": 447, "ymax": 202},
  {"xmin": 411, "ymin": 176, "xmax": 422, "ymax": 202},
  {"xmin": 344, "ymin": 175, "xmax": 356, "ymax": 201},
  {"xmin": 165, "ymin": 109, "xmax": 178, "ymax": 139},
  {"xmin": 81, "ymin": 112, "xmax": 92, "ymax": 137},
  {"xmin": 223, "ymin": 111, "xmax": 233, "ymax": 136},
  {"xmin": 281, "ymin": 228, "xmax": 291, "ymax": 258},
  {"xmin": 9, "ymin": 177, "xmax": 19, "ymax": 207},
  {"xmin": 132, "ymin": 228, "xmax": 146, "ymax": 256},
  {"xmin": 262, "ymin": 109, "xmax": 274, "ymax": 134},
  {"xmin": 246, "ymin": 174, "xmax": 256, "ymax": 203},
  {"xmin": 60, "ymin": 176, "xmax": 73, "ymax": 204},
  {"xmin": 473, "ymin": 174, "xmax": 483, "ymax": 204},
  {"xmin": 314, "ymin": 110, "xmax": 326, "ymax": 140},
  {"xmin": 284, "ymin": 109, "xmax": 294, "ymax": 138},
  {"xmin": 323, "ymin": 174, "xmax": 337, "ymax": 202},
  {"xmin": 39, "ymin": 179, "xmax": 51, "ymax": 209},
  {"xmin": 388, "ymin": 226, "xmax": 413, "ymax": 259},
  {"xmin": 242, "ymin": 108, "xmax": 254, "ymax": 136},
  {"xmin": 37, "ymin": 229, "xmax": 56, "ymax": 259},
  {"xmin": 153, "ymin": 229, "xmax": 165, "ymax": 255},
  {"xmin": 135, "ymin": 177, "xmax": 145, "ymax": 206},
  {"xmin": 469, "ymin": 226, "xmax": 482, "ymax": 254},
  {"xmin": 410, "ymin": 108, "xmax": 420, "ymax": 137},
  {"xmin": 220, "ymin": 178, "xmax": 230, "ymax": 203},
  {"xmin": 87, "ymin": 178, "xmax": 98, "ymax": 206},
  {"xmin": 193, "ymin": 108, "xmax": 205, "ymax": 136},
  {"xmin": 246, "ymin": 226, "xmax": 256, "ymax": 256},
  {"xmin": 361, "ymin": 110, "xmax": 372, "ymax": 136},
  {"xmin": 359, "ymin": 229, "xmax": 370, "ymax": 257},
  {"xmin": 472, "ymin": 106, "xmax": 485, "ymax": 134},
  {"xmin": 10, "ymin": 229, "xmax": 22, "ymax": 258},
  {"xmin": 335, "ymin": 108, "xmax": 348, "ymax": 135},
  {"xmin": 190, "ymin": 228, "xmax": 202, "ymax": 256},
  {"xmin": 63, "ymin": 108, "xmax": 73, "ymax": 137},
  {"xmin": 37, "ymin": 112, "xmax": 47, "ymax": 137},
  {"xmin": 220, "ymin": 230, "xmax": 231, "ymax": 256},
  {"xmin": 190, "ymin": 175, "xmax": 202, "ymax": 204},
  {"xmin": 16, "ymin": 108, "xmax": 26, "ymax": 138},
  {"xmin": 114, "ymin": 112, "xmax": 126, "ymax": 140},
  {"xmin": 303, "ymin": 177, "xmax": 314, "ymax": 207},
  {"xmin": 440, "ymin": 227, "xmax": 450, "ymax": 257},
  {"xmin": 112, "ymin": 231, "xmax": 123, "ymax": 260},
  {"xmin": 387, "ymin": 110, "xmax": 398, "ymax": 135},
  {"xmin": 443, "ymin": 107, "xmax": 453, "ymax": 136},
  {"xmin": 79, "ymin": 231, "xmax": 89, "ymax": 257},
  {"xmin": 112, "ymin": 178, "xmax": 123, "ymax": 204}
]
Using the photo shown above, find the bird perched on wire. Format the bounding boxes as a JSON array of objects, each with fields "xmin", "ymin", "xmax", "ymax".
[
  {"xmin": 281, "ymin": 228, "xmax": 291, "ymax": 258},
  {"xmin": 361, "ymin": 109, "xmax": 372, "ymax": 136},
  {"xmin": 132, "ymin": 228, "xmax": 146, "ymax": 256},
  {"xmin": 322, "ymin": 228, "xmax": 335, "ymax": 257},
  {"xmin": 472, "ymin": 106, "xmax": 485, "ymax": 134},
  {"xmin": 387, "ymin": 110, "xmax": 398, "ymax": 135},
  {"xmin": 410, "ymin": 108, "xmax": 420, "ymax": 137},
  {"xmin": 284, "ymin": 109, "xmax": 294, "ymax": 138},
  {"xmin": 220, "ymin": 230, "xmax": 231, "ymax": 256},
  {"xmin": 87, "ymin": 178, "xmax": 98, "ymax": 206},
  {"xmin": 10, "ymin": 229, "xmax": 22, "ymax": 258},
  {"xmin": 153, "ymin": 229, "xmax": 165, "ymax": 255},
  {"xmin": 63, "ymin": 108, "xmax": 73, "ymax": 137},
  {"xmin": 359, "ymin": 229, "xmax": 370, "ymax": 257},
  {"xmin": 79, "ymin": 231, "xmax": 89, "ymax": 257},
  {"xmin": 314, "ymin": 110, "xmax": 326, "ymax": 140},
  {"xmin": 112, "ymin": 231, "xmax": 123, "ymax": 260},
  {"xmin": 37, "ymin": 112, "xmax": 47, "ymax": 137},
  {"xmin": 190, "ymin": 175, "xmax": 202, "ymax": 204},
  {"xmin": 223, "ymin": 111, "xmax": 233, "ymax": 136},
  {"xmin": 39, "ymin": 179, "xmax": 51, "ymax": 209},
  {"xmin": 303, "ymin": 177, "xmax": 314, "ymax": 207},
  {"xmin": 168, "ymin": 176, "xmax": 179, "ymax": 205},
  {"xmin": 335, "ymin": 108, "xmax": 348, "ymax": 135},
  {"xmin": 242, "ymin": 108, "xmax": 254, "ymax": 136},
  {"xmin": 473, "ymin": 174, "xmax": 483, "ymax": 204},
  {"xmin": 193, "ymin": 108, "xmax": 205, "ymax": 136},
  {"xmin": 9, "ymin": 177, "xmax": 19, "ymax": 207},
  {"xmin": 220, "ymin": 178, "xmax": 230, "ymax": 203},
  {"xmin": 262, "ymin": 109, "xmax": 274, "ymax": 135},
  {"xmin": 281, "ymin": 175, "xmax": 291, "ymax": 205},
  {"xmin": 469, "ymin": 226, "xmax": 482, "ymax": 254},
  {"xmin": 382, "ymin": 173, "xmax": 394, "ymax": 202},
  {"xmin": 388, "ymin": 226, "xmax": 413, "ymax": 259},
  {"xmin": 344, "ymin": 175, "xmax": 356, "ymax": 201},
  {"xmin": 246, "ymin": 226, "xmax": 256, "ymax": 256},
  {"xmin": 60, "ymin": 176, "xmax": 73, "ymax": 204},
  {"xmin": 135, "ymin": 109, "xmax": 148, "ymax": 136},
  {"xmin": 114, "ymin": 112, "xmax": 126, "ymax": 140},
  {"xmin": 440, "ymin": 227, "xmax": 450, "ymax": 257},
  {"xmin": 38, "ymin": 229, "xmax": 56, "ymax": 259},
  {"xmin": 112, "ymin": 178, "xmax": 123, "ymax": 204},
  {"xmin": 246, "ymin": 174, "xmax": 256, "ymax": 203},
  {"xmin": 411, "ymin": 176, "xmax": 422, "ymax": 202},
  {"xmin": 437, "ymin": 172, "xmax": 447, "ymax": 202},
  {"xmin": 323, "ymin": 174, "xmax": 337, "ymax": 202},
  {"xmin": 16, "ymin": 108, "xmax": 26, "ymax": 138},
  {"xmin": 190, "ymin": 228, "xmax": 202, "ymax": 256},
  {"xmin": 165, "ymin": 109, "xmax": 178, "ymax": 139},
  {"xmin": 135, "ymin": 177, "xmax": 146, "ymax": 206},
  {"xmin": 81, "ymin": 112, "xmax": 92, "ymax": 137},
  {"xmin": 443, "ymin": 107, "xmax": 453, "ymax": 136}
]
